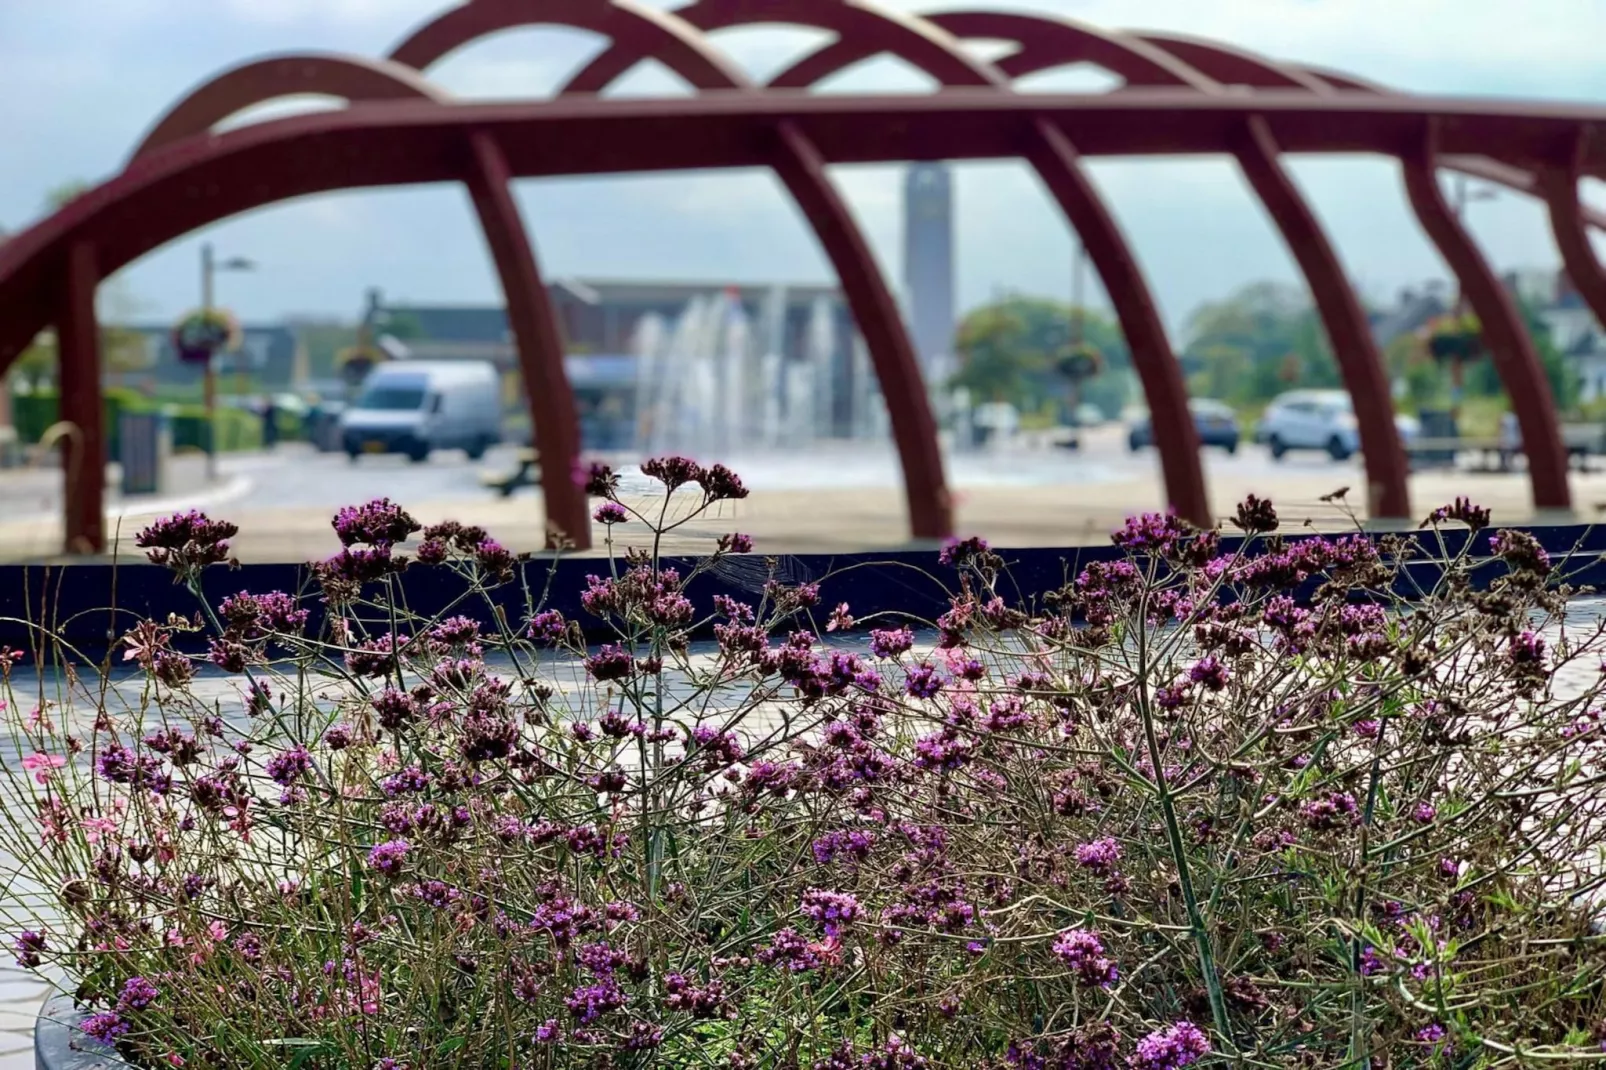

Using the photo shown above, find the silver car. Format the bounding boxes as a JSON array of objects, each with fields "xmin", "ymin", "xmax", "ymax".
[{"xmin": 1255, "ymin": 390, "xmax": 1420, "ymax": 461}]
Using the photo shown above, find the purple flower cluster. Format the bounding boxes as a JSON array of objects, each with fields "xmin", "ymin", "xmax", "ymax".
[
  {"xmin": 12, "ymin": 931, "xmax": 44, "ymax": 968},
  {"xmin": 333, "ymin": 498, "xmax": 420, "ymax": 548},
  {"xmin": 367, "ymin": 839, "xmax": 411, "ymax": 878},
  {"xmin": 904, "ymin": 661, "xmax": 944, "ymax": 700},
  {"xmin": 757, "ymin": 927, "xmax": 825, "ymax": 972},
  {"xmin": 663, "ymin": 972, "xmax": 732, "ymax": 1019},
  {"xmin": 1300, "ymin": 791, "xmax": 1359, "ymax": 831},
  {"xmin": 1051, "ymin": 927, "xmax": 1119, "ymax": 988},
  {"xmin": 1111, "ymin": 512, "xmax": 1194, "ymax": 555},
  {"xmin": 585, "ymin": 644, "xmax": 635, "ymax": 682},
  {"xmin": 641, "ymin": 455, "xmax": 704, "ymax": 491},
  {"xmin": 1131, "ymin": 1022, "xmax": 1211, "ymax": 1070},
  {"xmin": 564, "ymin": 980, "xmax": 626, "ymax": 1024},
  {"xmin": 80, "ymin": 1011, "xmax": 130, "ymax": 1044},
  {"xmin": 868, "ymin": 626, "xmax": 915, "ymax": 659},
  {"xmin": 134, "ymin": 510, "xmax": 239, "ymax": 575},
  {"xmin": 1074, "ymin": 837, "xmax": 1123, "ymax": 875},
  {"xmin": 1187, "ymin": 656, "xmax": 1230, "ymax": 692},
  {"xmin": 1424, "ymin": 497, "xmax": 1490, "ymax": 532},
  {"xmin": 264, "ymin": 745, "xmax": 313, "ymax": 787},
  {"xmin": 938, "ymin": 535, "xmax": 991, "ymax": 569},
  {"xmin": 118, "ymin": 975, "xmax": 160, "ymax": 1012},
  {"xmin": 812, "ymin": 828, "xmax": 875, "ymax": 865},
  {"xmin": 801, "ymin": 889, "xmax": 861, "ymax": 934}
]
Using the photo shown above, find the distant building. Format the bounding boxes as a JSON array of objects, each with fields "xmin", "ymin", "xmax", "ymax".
[
  {"xmin": 902, "ymin": 163, "xmax": 957, "ymax": 386},
  {"xmin": 1536, "ymin": 273, "xmax": 1606, "ymax": 401}
]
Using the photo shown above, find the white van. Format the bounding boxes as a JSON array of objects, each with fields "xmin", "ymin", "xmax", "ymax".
[{"xmin": 339, "ymin": 361, "xmax": 502, "ymax": 463}]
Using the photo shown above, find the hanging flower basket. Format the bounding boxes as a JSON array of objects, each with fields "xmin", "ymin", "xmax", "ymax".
[
  {"xmin": 337, "ymin": 342, "xmax": 387, "ymax": 387},
  {"xmin": 1425, "ymin": 313, "xmax": 1482, "ymax": 363},
  {"xmin": 170, "ymin": 308, "xmax": 240, "ymax": 366},
  {"xmin": 1056, "ymin": 342, "xmax": 1104, "ymax": 383}
]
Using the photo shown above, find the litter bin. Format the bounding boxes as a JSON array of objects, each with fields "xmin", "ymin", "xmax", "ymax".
[
  {"xmin": 1416, "ymin": 409, "xmax": 1458, "ymax": 469},
  {"xmin": 119, "ymin": 411, "xmax": 171, "ymax": 496}
]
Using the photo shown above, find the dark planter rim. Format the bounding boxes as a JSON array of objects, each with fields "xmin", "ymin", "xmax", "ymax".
[{"xmin": 36, "ymin": 993, "xmax": 132, "ymax": 1070}]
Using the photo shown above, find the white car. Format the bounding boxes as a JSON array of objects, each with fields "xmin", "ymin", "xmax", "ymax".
[{"xmin": 1255, "ymin": 390, "xmax": 1420, "ymax": 461}]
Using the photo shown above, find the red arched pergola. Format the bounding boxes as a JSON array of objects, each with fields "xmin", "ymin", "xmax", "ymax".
[{"xmin": 2, "ymin": 1, "xmax": 1601, "ymax": 554}]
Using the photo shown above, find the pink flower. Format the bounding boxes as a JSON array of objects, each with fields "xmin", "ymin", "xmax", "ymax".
[
  {"xmin": 80, "ymin": 816, "xmax": 118, "ymax": 845},
  {"xmin": 21, "ymin": 753, "xmax": 64, "ymax": 784},
  {"xmin": 164, "ymin": 1053, "xmax": 185, "ymax": 1068}
]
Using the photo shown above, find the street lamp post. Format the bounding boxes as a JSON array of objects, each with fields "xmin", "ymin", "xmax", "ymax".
[{"xmin": 199, "ymin": 242, "xmax": 255, "ymax": 481}]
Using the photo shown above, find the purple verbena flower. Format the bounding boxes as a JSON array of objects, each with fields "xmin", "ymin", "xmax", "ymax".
[
  {"xmin": 80, "ymin": 1012, "xmax": 129, "ymax": 1044},
  {"xmin": 1131, "ymin": 1021, "xmax": 1211, "ymax": 1070},
  {"xmin": 1074, "ymin": 837, "xmax": 1123, "ymax": 875},
  {"xmin": 118, "ymin": 976, "xmax": 160, "ymax": 1012},
  {"xmin": 1052, "ymin": 927, "xmax": 1119, "ymax": 988},
  {"xmin": 367, "ymin": 839, "xmax": 411, "ymax": 878}
]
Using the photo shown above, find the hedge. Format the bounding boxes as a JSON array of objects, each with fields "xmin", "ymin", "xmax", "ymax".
[{"xmin": 9, "ymin": 391, "xmax": 300, "ymax": 457}]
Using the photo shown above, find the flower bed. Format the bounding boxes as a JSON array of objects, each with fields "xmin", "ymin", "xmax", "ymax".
[{"xmin": 7, "ymin": 477, "xmax": 1606, "ymax": 1068}]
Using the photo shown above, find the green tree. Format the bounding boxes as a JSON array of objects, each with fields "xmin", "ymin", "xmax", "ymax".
[
  {"xmin": 1181, "ymin": 281, "xmax": 1342, "ymax": 406},
  {"xmin": 951, "ymin": 296, "xmax": 1129, "ymax": 418}
]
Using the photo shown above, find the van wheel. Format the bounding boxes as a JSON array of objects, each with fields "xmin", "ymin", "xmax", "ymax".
[
  {"xmin": 345, "ymin": 448, "xmax": 360, "ymax": 463},
  {"xmin": 1268, "ymin": 435, "xmax": 1287, "ymax": 460},
  {"xmin": 407, "ymin": 444, "xmax": 430, "ymax": 464},
  {"xmin": 465, "ymin": 438, "xmax": 488, "ymax": 462},
  {"xmin": 1327, "ymin": 436, "xmax": 1352, "ymax": 462}
]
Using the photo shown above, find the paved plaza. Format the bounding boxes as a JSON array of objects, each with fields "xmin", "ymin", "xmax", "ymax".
[{"xmin": 0, "ymin": 428, "xmax": 1603, "ymax": 565}]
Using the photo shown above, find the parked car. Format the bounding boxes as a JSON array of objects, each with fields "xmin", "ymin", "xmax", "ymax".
[
  {"xmin": 1070, "ymin": 403, "xmax": 1107, "ymax": 429},
  {"xmin": 1255, "ymin": 390, "xmax": 1420, "ymax": 461},
  {"xmin": 1128, "ymin": 398, "xmax": 1240, "ymax": 453},
  {"xmin": 339, "ymin": 361, "xmax": 502, "ymax": 462}
]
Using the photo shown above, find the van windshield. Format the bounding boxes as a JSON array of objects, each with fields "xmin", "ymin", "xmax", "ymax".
[{"xmin": 355, "ymin": 381, "xmax": 427, "ymax": 411}]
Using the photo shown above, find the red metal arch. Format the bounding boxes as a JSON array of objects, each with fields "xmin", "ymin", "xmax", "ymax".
[
  {"xmin": 568, "ymin": 0, "xmax": 1210, "ymax": 527},
  {"xmin": 125, "ymin": 52, "xmax": 592, "ymax": 548},
  {"xmin": 1541, "ymin": 130, "xmax": 1606, "ymax": 362},
  {"xmin": 390, "ymin": 0, "xmax": 953, "ymax": 541},
  {"xmin": 1135, "ymin": 31, "xmax": 1570, "ymax": 511},
  {"xmin": 132, "ymin": 55, "xmax": 447, "ymax": 160},
  {"xmin": 914, "ymin": 12, "xmax": 1409, "ymax": 518},
  {"xmin": 8, "ymin": 64, "xmax": 1606, "ymax": 550}
]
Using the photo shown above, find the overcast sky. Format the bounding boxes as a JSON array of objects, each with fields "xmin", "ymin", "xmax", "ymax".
[{"xmin": 5, "ymin": 0, "xmax": 1606, "ymax": 336}]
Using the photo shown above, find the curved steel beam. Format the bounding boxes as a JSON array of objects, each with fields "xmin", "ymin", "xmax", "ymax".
[
  {"xmin": 390, "ymin": 0, "xmax": 749, "ymax": 88},
  {"xmin": 15, "ymin": 91, "xmax": 1606, "ymax": 379},
  {"xmin": 1134, "ymin": 31, "xmax": 1569, "ymax": 513},
  {"xmin": 917, "ymin": 10, "xmax": 1408, "ymax": 517},
  {"xmin": 1131, "ymin": 31, "xmax": 1333, "ymax": 92},
  {"xmin": 1539, "ymin": 129, "xmax": 1606, "ymax": 368},
  {"xmin": 1403, "ymin": 127, "xmax": 1570, "ymax": 511},
  {"xmin": 565, "ymin": 0, "xmax": 996, "ymax": 93},
  {"xmin": 461, "ymin": 131, "xmax": 592, "ymax": 547},
  {"xmin": 127, "ymin": 48, "xmax": 593, "ymax": 549},
  {"xmin": 132, "ymin": 55, "xmax": 446, "ymax": 161},
  {"xmin": 392, "ymin": 0, "xmax": 953, "ymax": 540},
  {"xmin": 1289, "ymin": 64, "xmax": 1606, "ymax": 234},
  {"xmin": 574, "ymin": 0, "xmax": 1209, "ymax": 525}
]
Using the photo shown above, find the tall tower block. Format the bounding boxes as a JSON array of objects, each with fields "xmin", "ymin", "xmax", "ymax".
[{"xmin": 902, "ymin": 163, "xmax": 956, "ymax": 387}]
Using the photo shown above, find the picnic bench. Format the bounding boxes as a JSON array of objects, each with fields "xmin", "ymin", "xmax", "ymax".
[
  {"xmin": 1405, "ymin": 423, "xmax": 1606, "ymax": 473},
  {"xmin": 480, "ymin": 448, "xmax": 540, "ymax": 497}
]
